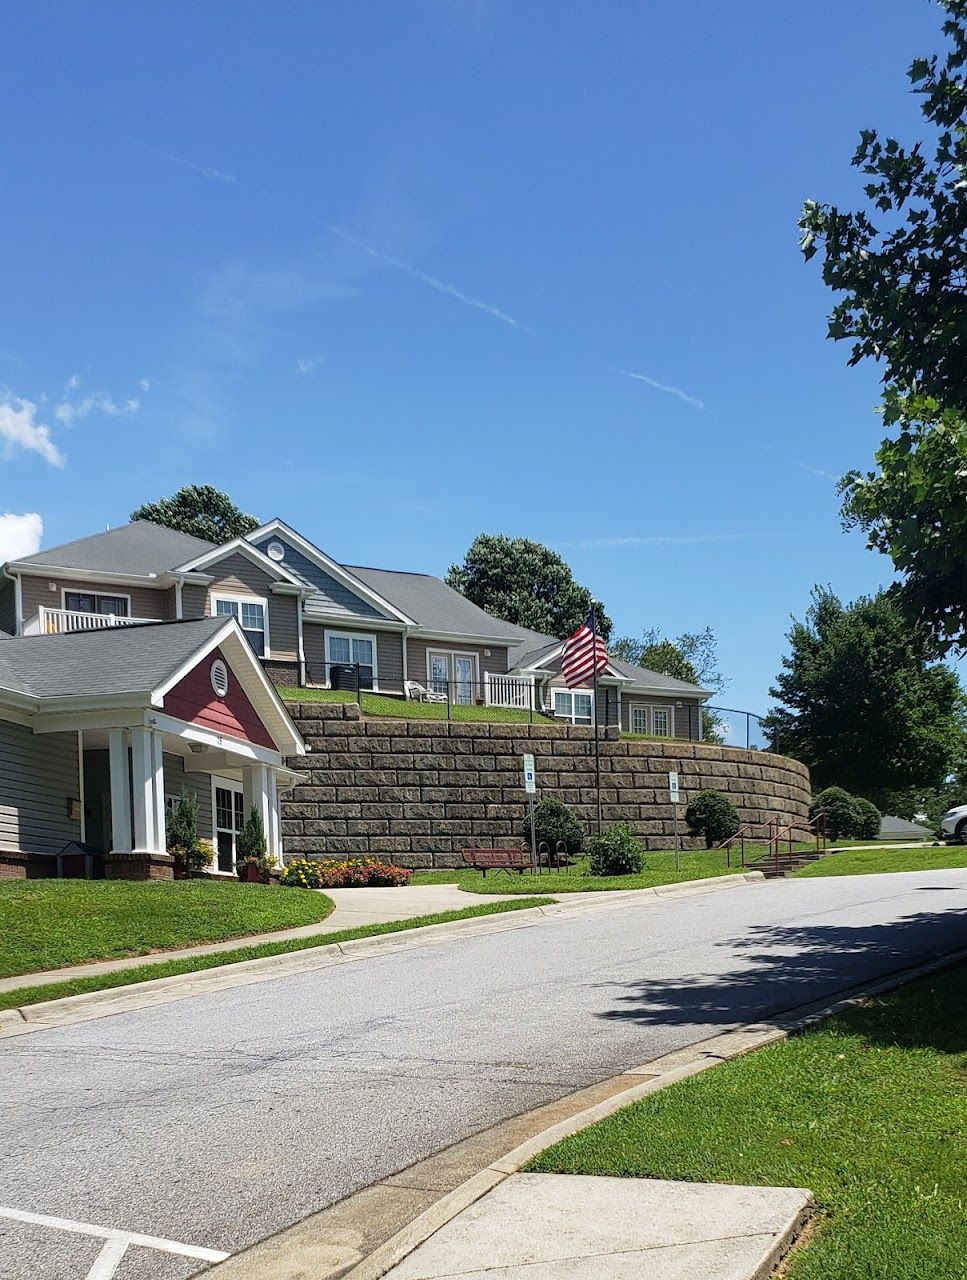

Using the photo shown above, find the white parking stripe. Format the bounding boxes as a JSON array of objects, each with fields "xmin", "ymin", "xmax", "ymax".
[
  {"xmin": 0, "ymin": 1203, "xmax": 229, "ymax": 1263},
  {"xmin": 86, "ymin": 1237, "xmax": 128, "ymax": 1280}
]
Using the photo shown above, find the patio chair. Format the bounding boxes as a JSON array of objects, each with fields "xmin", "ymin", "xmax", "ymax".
[{"xmin": 405, "ymin": 679, "xmax": 448, "ymax": 704}]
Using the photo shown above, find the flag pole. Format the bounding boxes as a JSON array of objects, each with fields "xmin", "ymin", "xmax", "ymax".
[{"xmin": 591, "ymin": 610, "xmax": 603, "ymax": 834}]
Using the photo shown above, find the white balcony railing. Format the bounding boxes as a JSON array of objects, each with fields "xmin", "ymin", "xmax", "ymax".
[
  {"xmin": 24, "ymin": 606, "xmax": 162, "ymax": 636},
  {"xmin": 484, "ymin": 672, "xmax": 535, "ymax": 710}
]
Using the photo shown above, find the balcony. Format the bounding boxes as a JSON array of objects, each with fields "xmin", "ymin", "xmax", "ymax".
[{"xmin": 24, "ymin": 606, "xmax": 162, "ymax": 636}]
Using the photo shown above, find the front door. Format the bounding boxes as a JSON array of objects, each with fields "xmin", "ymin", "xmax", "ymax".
[
  {"xmin": 214, "ymin": 782, "xmax": 244, "ymax": 873},
  {"xmin": 453, "ymin": 656, "xmax": 474, "ymax": 705},
  {"xmin": 427, "ymin": 652, "xmax": 477, "ymax": 704}
]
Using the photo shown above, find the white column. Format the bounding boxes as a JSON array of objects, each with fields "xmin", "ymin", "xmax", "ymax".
[
  {"xmin": 268, "ymin": 770, "xmax": 281, "ymax": 864},
  {"xmin": 242, "ymin": 763, "xmax": 273, "ymax": 857},
  {"xmin": 108, "ymin": 729, "xmax": 132, "ymax": 853},
  {"xmin": 150, "ymin": 731, "xmax": 167, "ymax": 854},
  {"xmin": 130, "ymin": 727, "xmax": 156, "ymax": 852}
]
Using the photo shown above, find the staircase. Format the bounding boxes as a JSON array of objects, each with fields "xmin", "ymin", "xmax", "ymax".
[{"xmin": 747, "ymin": 846, "xmax": 827, "ymax": 877}]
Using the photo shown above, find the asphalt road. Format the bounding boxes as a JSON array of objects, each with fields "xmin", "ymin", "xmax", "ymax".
[{"xmin": 1, "ymin": 870, "xmax": 964, "ymax": 1280}]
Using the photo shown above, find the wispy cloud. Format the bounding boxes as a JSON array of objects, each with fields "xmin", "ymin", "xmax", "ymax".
[
  {"xmin": 296, "ymin": 354, "xmax": 325, "ymax": 375},
  {"xmin": 55, "ymin": 391, "xmax": 140, "ymax": 427},
  {"xmin": 0, "ymin": 511, "xmax": 43, "ymax": 561},
  {"xmin": 139, "ymin": 378, "xmax": 151, "ymax": 393},
  {"xmin": 618, "ymin": 368, "xmax": 705, "ymax": 410},
  {"xmin": 795, "ymin": 459, "xmax": 839, "ymax": 482},
  {"xmin": 559, "ymin": 533, "xmax": 747, "ymax": 550},
  {"xmin": 326, "ymin": 225, "xmax": 520, "ymax": 328},
  {"xmin": 130, "ymin": 137, "xmax": 237, "ymax": 185},
  {"xmin": 64, "ymin": 373, "xmax": 81, "ymax": 392},
  {"xmin": 0, "ymin": 395, "xmax": 65, "ymax": 467}
]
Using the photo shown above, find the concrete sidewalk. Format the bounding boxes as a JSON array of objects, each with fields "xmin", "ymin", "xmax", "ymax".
[
  {"xmin": 0, "ymin": 884, "xmax": 536, "ymax": 996},
  {"xmin": 382, "ymin": 1173, "xmax": 812, "ymax": 1280}
]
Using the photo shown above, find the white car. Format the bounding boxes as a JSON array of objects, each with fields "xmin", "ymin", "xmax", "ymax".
[{"xmin": 940, "ymin": 805, "xmax": 967, "ymax": 843}]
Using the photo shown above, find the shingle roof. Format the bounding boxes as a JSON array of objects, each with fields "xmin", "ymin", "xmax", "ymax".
[
  {"xmin": 0, "ymin": 617, "xmax": 226, "ymax": 700},
  {"xmin": 344, "ymin": 566, "xmax": 522, "ymax": 639},
  {"xmin": 10, "ymin": 521, "xmax": 217, "ymax": 578}
]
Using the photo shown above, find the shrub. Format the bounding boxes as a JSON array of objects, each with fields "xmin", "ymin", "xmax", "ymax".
[
  {"xmin": 525, "ymin": 797, "xmax": 584, "ymax": 854},
  {"xmin": 586, "ymin": 823, "xmax": 646, "ymax": 875},
  {"xmin": 851, "ymin": 796, "xmax": 882, "ymax": 841},
  {"xmin": 236, "ymin": 808, "xmax": 275, "ymax": 882},
  {"xmin": 166, "ymin": 787, "xmax": 212, "ymax": 872},
  {"xmin": 810, "ymin": 786, "xmax": 872, "ymax": 841},
  {"xmin": 280, "ymin": 857, "xmax": 412, "ymax": 889},
  {"xmin": 685, "ymin": 790, "xmax": 740, "ymax": 848}
]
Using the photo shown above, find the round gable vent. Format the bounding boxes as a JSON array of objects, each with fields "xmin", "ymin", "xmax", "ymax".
[
  {"xmin": 266, "ymin": 540, "xmax": 286, "ymax": 562},
  {"xmin": 211, "ymin": 659, "xmax": 230, "ymax": 698}
]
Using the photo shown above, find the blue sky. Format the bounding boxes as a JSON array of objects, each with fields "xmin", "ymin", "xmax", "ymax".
[{"xmin": 0, "ymin": 1, "xmax": 947, "ymax": 712}]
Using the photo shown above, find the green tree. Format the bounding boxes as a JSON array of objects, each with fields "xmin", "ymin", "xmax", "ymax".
[
  {"xmin": 764, "ymin": 587, "xmax": 966, "ymax": 809},
  {"xmin": 798, "ymin": 1, "xmax": 967, "ymax": 652},
  {"xmin": 446, "ymin": 534, "xmax": 611, "ymax": 641},
  {"xmin": 612, "ymin": 627, "xmax": 726, "ymax": 742},
  {"xmin": 132, "ymin": 484, "xmax": 259, "ymax": 544}
]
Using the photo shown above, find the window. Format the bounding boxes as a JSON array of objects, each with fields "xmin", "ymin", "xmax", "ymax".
[
  {"xmin": 64, "ymin": 591, "xmax": 129, "ymax": 617},
  {"xmin": 553, "ymin": 689, "xmax": 593, "ymax": 725},
  {"xmin": 426, "ymin": 651, "xmax": 478, "ymax": 704},
  {"xmin": 326, "ymin": 631, "xmax": 376, "ymax": 689},
  {"xmin": 213, "ymin": 780, "xmax": 245, "ymax": 873},
  {"xmin": 213, "ymin": 596, "xmax": 268, "ymax": 657},
  {"xmin": 628, "ymin": 704, "xmax": 674, "ymax": 736}
]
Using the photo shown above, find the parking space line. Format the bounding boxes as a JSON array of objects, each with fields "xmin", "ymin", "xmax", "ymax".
[
  {"xmin": 86, "ymin": 1237, "xmax": 128, "ymax": 1280},
  {"xmin": 0, "ymin": 1203, "xmax": 230, "ymax": 1268}
]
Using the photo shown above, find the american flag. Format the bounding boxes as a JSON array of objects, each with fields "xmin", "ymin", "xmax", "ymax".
[{"xmin": 561, "ymin": 613, "xmax": 609, "ymax": 689}]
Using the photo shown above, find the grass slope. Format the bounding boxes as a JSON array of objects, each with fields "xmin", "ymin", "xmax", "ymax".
[
  {"xmin": 0, "ymin": 880, "xmax": 335, "ymax": 978},
  {"xmin": 277, "ymin": 687, "xmax": 553, "ymax": 723},
  {"xmin": 413, "ymin": 849, "xmax": 763, "ymax": 894},
  {"xmin": 0, "ymin": 897, "xmax": 553, "ymax": 1012},
  {"xmin": 795, "ymin": 844, "xmax": 967, "ymax": 878},
  {"xmin": 530, "ymin": 963, "xmax": 967, "ymax": 1280}
]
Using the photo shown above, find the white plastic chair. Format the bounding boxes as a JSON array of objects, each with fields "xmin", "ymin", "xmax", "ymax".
[{"xmin": 405, "ymin": 679, "xmax": 448, "ymax": 704}]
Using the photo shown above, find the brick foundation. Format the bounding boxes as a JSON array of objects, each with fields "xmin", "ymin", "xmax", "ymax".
[
  {"xmin": 282, "ymin": 707, "xmax": 812, "ymax": 868},
  {"xmin": 0, "ymin": 851, "xmax": 30, "ymax": 880},
  {"xmin": 104, "ymin": 851, "xmax": 176, "ymax": 881},
  {"xmin": 263, "ymin": 661, "xmax": 301, "ymax": 688}
]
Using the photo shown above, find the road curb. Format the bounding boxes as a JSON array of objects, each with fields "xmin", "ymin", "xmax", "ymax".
[
  {"xmin": 206, "ymin": 943, "xmax": 966, "ymax": 1280},
  {"xmin": 0, "ymin": 872, "xmax": 765, "ymax": 1038}
]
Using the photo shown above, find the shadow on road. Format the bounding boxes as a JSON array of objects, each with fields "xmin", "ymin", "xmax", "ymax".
[{"xmin": 595, "ymin": 908, "xmax": 967, "ymax": 1049}]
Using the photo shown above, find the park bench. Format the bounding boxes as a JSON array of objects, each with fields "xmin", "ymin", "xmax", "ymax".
[{"xmin": 462, "ymin": 846, "xmax": 532, "ymax": 876}]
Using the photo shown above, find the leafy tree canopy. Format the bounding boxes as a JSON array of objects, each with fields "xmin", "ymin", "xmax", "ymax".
[
  {"xmin": 131, "ymin": 485, "xmax": 259, "ymax": 544},
  {"xmin": 799, "ymin": 1, "xmax": 967, "ymax": 652},
  {"xmin": 764, "ymin": 587, "xmax": 966, "ymax": 809},
  {"xmin": 611, "ymin": 626, "xmax": 725, "ymax": 692},
  {"xmin": 446, "ymin": 534, "xmax": 612, "ymax": 641}
]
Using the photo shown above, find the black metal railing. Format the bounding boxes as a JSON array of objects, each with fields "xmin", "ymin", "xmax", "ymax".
[{"xmin": 703, "ymin": 705, "xmax": 775, "ymax": 752}]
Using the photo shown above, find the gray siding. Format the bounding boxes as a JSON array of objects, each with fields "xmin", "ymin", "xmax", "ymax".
[
  {"xmin": 180, "ymin": 583, "xmax": 208, "ymax": 619},
  {"xmin": 250, "ymin": 534, "xmax": 388, "ymax": 622},
  {"xmin": 620, "ymin": 694, "xmax": 701, "ymax": 740},
  {"xmin": 0, "ymin": 580, "xmax": 15, "ymax": 634},
  {"xmin": 204, "ymin": 552, "xmax": 299, "ymax": 663},
  {"xmin": 19, "ymin": 574, "xmax": 175, "ymax": 628},
  {"xmin": 304, "ymin": 623, "xmax": 405, "ymax": 692},
  {"xmin": 162, "ymin": 754, "xmax": 215, "ymax": 841},
  {"xmin": 406, "ymin": 638, "xmax": 509, "ymax": 690},
  {"xmin": 0, "ymin": 717, "xmax": 81, "ymax": 853}
]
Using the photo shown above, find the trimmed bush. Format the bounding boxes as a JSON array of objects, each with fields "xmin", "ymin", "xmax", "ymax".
[
  {"xmin": 586, "ymin": 823, "xmax": 646, "ymax": 875},
  {"xmin": 851, "ymin": 797, "xmax": 882, "ymax": 841},
  {"xmin": 685, "ymin": 790, "xmax": 740, "ymax": 848},
  {"xmin": 525, "ymin": 797, "xmax": 584, "ymax": 854},
  {"xmin": 280, "ymin": 858, "xmax": 412, "ymax": 889}
]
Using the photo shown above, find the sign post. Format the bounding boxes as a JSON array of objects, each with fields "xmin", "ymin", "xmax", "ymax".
[
  {"xmin": 669, "ymin": 771, "xmax": 680, "ymax": 871},
  {"xmin": 523, "ymin": 753, "xmax": 538, "ymax": 873}
]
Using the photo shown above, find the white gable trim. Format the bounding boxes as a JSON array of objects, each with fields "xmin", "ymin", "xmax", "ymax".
[
  {"xmin": 247, "ymin": 519, "xmax": 416, "ymax": 625},
  {"xmin": 173, "ymin": 537, "xmax": 306, "ymax": 588},
  {"xmin": 518, "ymin": 640, "xmax": 630, "ymax": 682}
]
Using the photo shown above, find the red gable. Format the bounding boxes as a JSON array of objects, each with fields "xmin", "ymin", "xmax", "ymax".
[{"xmin": 162, "ymin": 648, "xmax": 276, "ymax": 750}]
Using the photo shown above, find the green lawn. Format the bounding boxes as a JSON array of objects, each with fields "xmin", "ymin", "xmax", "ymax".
[
  {"xmin": 412, "ymin": 848, "xmax": 763, "ymax": 894},
  {"xmin": 0, "ymin": 896, "xmax": 553, "ymax": 1012},
  {"xmin": 0, "ymin": 879, "xmax": 335, "ymax": 978},
  {"xmin": 794, "ymin": 844, "xmax": 966, "ymax": 878},
  {"xmin": 530, "ymin": 963, "xmax": 967, "ymax": 1280},
  {"xmin": 277, "ymin": 686, "xmax": 554, "ymax": 724}
]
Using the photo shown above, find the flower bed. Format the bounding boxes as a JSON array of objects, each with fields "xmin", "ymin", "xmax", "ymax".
[{"xmin": 280, "ymin": 857, "xmax": 412, "ymax": 889}]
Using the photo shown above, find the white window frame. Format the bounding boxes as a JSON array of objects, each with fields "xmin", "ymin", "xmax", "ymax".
[
  {"xmin": 211, "ymin": 775, "xmax": 244, "ymax": 875},
  {"xmin": 426, "ymin": 650, "xmax": 480, "ymax": 703},
  {"xmin": 325, "ymin": 630, "xmax": 379, "ymax": 690},
  {"xmin": 61, "ymin": 588, "xmax": 133, "ymax": 617},
  {"xmin": 627, "ymin": 703, "xmax": 675, "ymax": 737},
  {"xmin": 211, "ymin": 592, "xmax": 271, "ymax": 658},
  {"xmin": 552, "ymin": 687, "xmax": 594, "ymax": 726}
]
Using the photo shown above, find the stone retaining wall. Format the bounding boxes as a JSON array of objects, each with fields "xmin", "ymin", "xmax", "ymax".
[{"xmin": 281, "ymin": 704, "xmax": 812, "ymax": 867}]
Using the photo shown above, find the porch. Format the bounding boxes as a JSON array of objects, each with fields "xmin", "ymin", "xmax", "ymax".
[{"xmin": 23, "ymin": 605, "xmax": 161, "ymax": 636}]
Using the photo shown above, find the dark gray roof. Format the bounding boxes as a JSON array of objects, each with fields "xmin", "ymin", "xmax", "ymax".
[
  {"xmin": 344, "ymin": 566, "xmax": 521, "ymax": 639},
  {"xmin": 0, "ymin": 617, "xmax": 226, "ymax": 700},
  {"xmin": 10, "ymin": 521, "xmax": 216, "ymax": 578},
  {"xmin": 879, "ymin": 815, "xmax": 933, "ymax": 840}
]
